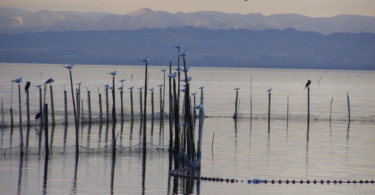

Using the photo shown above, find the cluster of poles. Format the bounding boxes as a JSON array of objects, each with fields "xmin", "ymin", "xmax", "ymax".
[{"xmin": 2, "ymin": 44, "xmax": 206, "ymax": 170}]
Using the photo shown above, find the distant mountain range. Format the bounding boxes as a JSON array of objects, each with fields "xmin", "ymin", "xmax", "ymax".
[{"xmin": 1, "ymin": 7, "xmax": 375, "ymax": 34}]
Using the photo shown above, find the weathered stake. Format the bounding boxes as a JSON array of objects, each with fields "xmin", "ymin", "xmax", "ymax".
[
  {"xmin": 26, "ymin": 88, "xmax": 30, "ymax": 127},
  {"xmin": 18, "ymin": 84, "xmax": 24, "ymax": 155},
  {"xmin": 105, "ymin": 87, "xmax": 109, "ymax": 123},
  {"xmin": 139, "ymin": 91, "xmax": 143, "ymax": 120},
  {"xmin": 99, "ymin": 93, "xmax": 103, "ymax": 124},
  {"xmin": 120, "ymin": 90, "xmax": 124, "ymax": 121},
  {"xmin": 50, "ymin": 85, "xmax": 55, "ymax": 125},
  {"xmin": 130, "ymin": 90, "xmax": 134, "ymax": 121},
  {"xmin": 330, "ymin": 97, "xmax": 333, "ymax": 123},
  {"xmin": 64, "ymin": 91, "xmax": 68, "ymax": 125},
  {"xmin": 268, "ymin": 92, "xmax": 271, "ymax": 134},
  {"xmin": 307, "ymin": 87, "xmax": 310, "ymax": 137},
  {"xmin": 347, "ymin": 93, "xmax": 351, "ymax": 121},
  {"xmin": 287, "ymin": 95, "xmax": 289, "ymax": 129},
  {"xmin": 68, "ymin": 69, "xmax": 79, "ymax": 154},
  {"xmin": 88, "ymin": 91, "xmax": 91, "ymax": 124}
]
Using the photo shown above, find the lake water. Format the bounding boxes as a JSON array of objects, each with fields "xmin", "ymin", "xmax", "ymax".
[{"xmin": 0, "ymin": 63, "xmax": 375, "ymax": 194}]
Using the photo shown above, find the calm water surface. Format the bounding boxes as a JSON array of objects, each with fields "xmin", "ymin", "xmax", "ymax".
[{"xmin": 0, "ymin": 63, "xmax": 374, "ymax": 194}]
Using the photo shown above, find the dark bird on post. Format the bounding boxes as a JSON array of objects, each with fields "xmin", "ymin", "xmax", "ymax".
[
  {"xmin": 25, "ymin": 81, "xmax": 31, "ymax": 91},
  {"xmin": 35, "ymin": 112, "xmax": 41, "ymax": 121},
  {"xmin": 304, "ymin": 80, "xmax": 311, "ymax": 89},
  {"xmin": 45, "ymin": 78, "xmax": 55, "ymax": 84}
]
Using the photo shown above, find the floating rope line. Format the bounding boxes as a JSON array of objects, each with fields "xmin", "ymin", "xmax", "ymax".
[{"xmin": 169, "ymin": 167, "xmax": 375, "ymax": 185}]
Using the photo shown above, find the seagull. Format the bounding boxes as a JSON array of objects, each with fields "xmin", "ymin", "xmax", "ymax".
[
  {"xmin": 104, "ymin": 84, "xmax": 113, "ymax": 89},
  {"xmin": 194, "ymin": 104, "xmax": 204, "ymax": 109},
  {"xmin": 305, "ymin": 80, "xmax": 311, "ymax": 89},
  {"xmin": 173, "ymin": 44, "xmax": 183, "ymax": 49},
  {"xmin": 177, "ymin": 51, "xmax": 187, "ymax": 57},
  {"xmin": 160, "ymin": 69, "xmax": 167, "ymax": 72},
  {"xmin": 76, "ymin": 82, "xmax": 82, "ymax": 86},
  {"xmin": 35, "ymin": 112, "xmax": 42, "ymax": 121},
  {"xmin": 191, "ymin": 92, "xmax": 197, "ymax": 96},
  {"xmin": 138, "ymin": 87, "xmax": 143, "ymax": 91},
  {"xmin": 198, "ymin": 86, "xmax": 204, "ymax": 90},
  {"xmin": 149, "ymin": 88, "xmax": 154, "ymax": 92},
  {"xmin": 180, "ymin": 88, "xmax": 186, "ymax": 92},
  {"xmin": 11, "ymin": 77, "xmax": 23, "ymax": 83},
  {"xmin": 157, "ymin": 84, "xmax": 163, "ymax": 88},
  {"xmin": 234, "ymin": 88, "xmax": 240, "ymax": 91},
  {"xmin": 25, "ymin": 81, "xmax": 31, "ymax": 91},
  {"xmin": 128, "ymin": 86, "xmax": 134, "ymax": 90},
  {"xmin": 168, "ymin": 72, "xmax": 178, "ymax": 78},
  {"xmin": 181, "ymin": 77, "xmax": 192, "ymax": 82},
  {"xmin": 45, "ymin": 78, "xmax": 54, "ymax": 84},
  {"xmin": 62, "ymin": 64, "xmax": 74, "ymax": 69},
  {"xmin": 108, "ymin": 70, "xmax": 117, "ymax": 76},
  {"xmin": 118, "ymin": 86, "xmax": 124, "ymax": 90},
  {"xmin": 140, "ymin": 57, "xmax": 150, "ymax": 63},
  {"xmin": 266, "ymin": 87, "xmax": 272, "ymax": 92},
  {"xmin": 174, "ymin": 66, "xmax": 189, "ymax": 72},
  {"xmin": 34, "ymin": 85, "xmax": 42, "ymax": 88},
  {"xmin": 119, "ymin": 79, "xmax": 126, "ymax": 83}
]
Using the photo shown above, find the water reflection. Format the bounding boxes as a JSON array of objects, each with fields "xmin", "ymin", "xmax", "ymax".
[
  {"xmin": 17, "ymin": 154, "xmax": 24, "ymax": 195},
  {"xmin": 70, "ymin": 155, "xmax": 78, "ymax": 195}
]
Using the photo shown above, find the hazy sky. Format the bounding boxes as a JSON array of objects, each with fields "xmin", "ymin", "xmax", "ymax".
[{"xmin": 1, "ymin": 0, "xmax": 375, "ymax": 17}]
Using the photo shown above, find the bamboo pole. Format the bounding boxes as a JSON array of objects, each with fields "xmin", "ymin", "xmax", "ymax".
[
  {"xmin": 168, "ymin": 62, "xmax": 173, "ymax": 152},
  {"xmin": 99, "ymin": 93, "xmax": 103, "ymax": 124},
  {"xmin": 250, "ymin": 76, "xmax": 252, "ymax": 122},
  {"xmin": 330, "ymin": 97, "xmax": 333, "ymax": 123},
  {"xmin": 268, "ymin": 92, "xmax": 271, "ymax": 134},
  {"xmin": 159, "ymin": 87, "xmax": 162, "ymax": 119},
  {"xmin": 50, "ymin": 85, "xmax": 55, "ymax": 125},
  {"xmin": 130, "ymin": 90, "xmax": 134, "ymax": 121},
  {"xmin": 143, "ymin": 62, "xmax": 149, "ymax": 151},
  {"xmin": 64, "ymin": 91, "xmax": 68, "ymax": 125},
  {"xmin": 112, "ymin": 77, "xmax": 116, "ymax": 123},
  {"xmin": 10, "ymin": 82, "xmax": 14, "ymax": 128},
  {"xmin": 26, "ymin": 88, "xmax": 30, "ymax": 127},
  {"xmin": 68, "ymin": 69, "xmax": 79, "ymax": 155},
  {"xmin": 173, "ymin": 78, "xmax": 180, "ymax": 153},
  {"xmin": 120, "ymin": 90, "xmax": 124, "ymax": 121},
  {"xmin": 39, "ymin": 87, "xmax": 43, "ymax": 126},
  {"xmin": 105, "ymin": 87, "xmax": 109, "ymax": 123},
  {"xmin": 307, "ymin": 87, "xmax": 310, "ymax": 136},
  {"xmin": 151, "ymin": 91, "xmax": 154, "ymax": 120},
  {"xmin": 140, "ymin": 91, "xmax": 143, "ymax": 120},
  {"xmin": 88, "ymin": 91, "xmax": 91, "ymax": 124},
  {"xmin": 287, "ymin": 95, "xmax": 289, "ymax": 129},
  {"xmin": 81, "ymin": 99, "xmax": 84, "ymax": 124},
  {"xmin": 162, "ymin": 69, "xmax": 166, "ymax": 121},
  {"xmin": 44, "ymin": 104, "xmax": 49, "ymax": 155},
  {"xmin": 1, "ymin": 98, "xmax": 4, "ymax": 127},
  {"xmin": 18, "ymin": 84, "xmax": 24, "ymax": 155},
  {"xmin": 347, "ymin": 93, "xmax": 351, "ymax": 121},
  {"xmin": 234, "ymin": 90, "xmax": 238, "ymax": 119},
  {"xmin": 76, "ymin": 90, "xmax": 80, "ymax": 125}
]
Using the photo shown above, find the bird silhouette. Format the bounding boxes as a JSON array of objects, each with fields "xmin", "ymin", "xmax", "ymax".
[
  {"xmin": 45, "ymin": 78, "xmax": 54, "ymax": 84},
  {"xmin": 173, "ymin": 44, "xmax": 183, "ymax": 49},
  {"xmin": 108, "ymin": 71, "xmax": 117, "ymax": 76},
  {"xmin": 198, "ymin": 86, "xmax": 204, "ymax": 90},
  {"xmin": 62, "ymin": 64, "xmax": 74, "ymax": 69},
  {"xmin": 35, "ymin": 112, "xmax": 41, "ymax": 121},
  {"xmin": 11, "ymin": 77, "xmax": 23, "ymax": 83},
  {"xmin": 25, "ymin": 81, "xmax": 31, "ymax": 91},
  {"xmin": 140, "ymin": 57, "xmax": 150, "ymax": 63},
  {"xmin": 128, "ymin": 86, "xmax": 134, "ymax": 90},
  {"xmin": 168, "ymin": 72, "xmax": 178, "ymax": 78},
  {"xmin": 194, "ymin": 104, "xmax": 204, "ymax": 109},
  {"xmin": 305, "ymin": 80, "xmax": 311, "ymax": 89},
  {"xmin": 267, "ymin": 87, "xmax": 272, "ymax": 92},
  {"xmin": 234, "ymin": 88, "xmax": 240, "ymax": 91}
]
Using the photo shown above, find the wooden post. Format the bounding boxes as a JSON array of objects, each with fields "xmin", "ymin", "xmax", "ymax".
[
  {"xmin": 330, "ymin": 97, "xmax": 333, "ymax": 123},
  {"xmin": 88, "ymin": 91, "xmax": 92, "ymax": 124},
  {"xmin": 68, "ymin": 70, "xmax": 79, "ymax": 154},
  {"xmin": 39, "ymin": 87, "xmax": 43, "ymax": 126},
  {"xmin": 268, "ymin": 92, "xmax": 271, "ymax": 134},
  {"xmin": 140, "ymin": 91, "xmax": 143, "ymax": 120},
  {"xmin": 1, "ymin": 98, "xmax": 4, "ymax": 127},
  {"xmin": 26, "ymin": 88, "xmax": 30, "ymax": 127},
  {"xmin": 76, "ymin": 90, "xmax": 80, "ymax": 125},
  {"xmin": 49, "ymin": 85, "xmax": 55, "ymax": 125},
  {"xmin": 120, "ymin": 90, "xmax": 124, "ymax": 121},
  {"xmin": 287, "ymin": 95, "xmax": 289, "ymax": 129},
  {"xmin": 18, "ymin": 84, "xmax": 24, "ymax": 154},
  {"xmin": 151, "ymin": 91, "xmax": 154, "ymax": 120},
  {"xmin": 168, "ymin": 62, "xmax": 173, "ymax": 152},
  {"xmin": 307, "ymin": 87, "xmax": 310, "ymax": 137},
  {"xmin": 234, "ymin": 90, "xmax": 238, "ymax": 119},
  {"xmin": 99, "ymin": 93, "xmax": 103, "ymax": 124},
  {"xmin": 112, "ymin": 77, "xmax": 116, "ymax": 123},
  {"xmin": 173, "ymin": 78, "xmax": 180, "ymax": 153},
  {"xmin": 143, "ymin": 62, "xmax": 148, "ymax": 151},
  {"xmin": 162, "ymin": 69, "xmax": 166, "ymax": 121},
  {"xmin": 130, "ymin": 90, "xmax": 134, "ymax": 121},
  {"xmin": 106, "ymin": 87, "xmax": 109, "ymax": 123},
  {"xmin": 159, "ymin": 87, "xmax": 162, "ymax": 119},
  {"xmin": 193, "ymin": 95, "xmax": 196, "ymax": 119},
  {"xmin": 44, "ymin": 104, "xmax": 49, "ymax": 155},
  {"xmin": 250, "ymin": 76, "xmax": 252, "ymax": 122},
  {"xmin": 64, "ymin": 91, "xmax": 68, "ymax": 125},
  {"xmin": 347, "ymin": 93, "xmax": 350, "ymax": 121},
  {"xmin": 81, "ymin": 99, "xmax": 84, "ymax": 124}
]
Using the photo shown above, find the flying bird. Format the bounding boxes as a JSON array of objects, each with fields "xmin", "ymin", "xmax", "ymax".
[
  {"xmin": 234, "ymin": 88, "xmax": 240, "ymax": 91},
  {"xmin": 24, "ymin": 81, "xmax": 31, "ymax": 91},
  {"xmin": 194, "ymin": 104, "xmax": 204, "ymax": 109},
  {"xmin": 128, "ymin": 86, "xmax": 134, "ymax": 90},
  {"xmin": 149, "ymin": 88, "xmax": 154, "ymax": 92},
  {"xmin": 45, "ymin": 78, "xmax": 54, "ymax": 84},
  {"xmin": 34, "ymin": 85, "xmax": 42, "ymax": 88},
  {"xmin": 266, "ymin": 87, "xmax": 272, "ymax": 92},
  {"xmin": 177, "ymin": 51, "xmax": 187, "ymax": 57},
  {"xmin": 173, "ymin": 44, "xmax": 183, "ymax": 49},
  {"xmin": 119, "ymin": 79, "xmax": 126, "ymax": 82},
  {"xmin": 157, "ymin": 84, "xmax": 163, "ymax": 88},
  {"xmin": 191, "ymin": 92, "xmax": 197, "ymax": 96},
  {"xmin": 140, "ymin": 57, "xmax": 150, "ymax": 63},
  {"xmin": 35, "ymin": 112, "xmax": 42, "ymax": 121},
  {"xmin": 108, "ymin": 70, "xmax": 117, "ymax": 76},
  {"xmin": 198, "ymin": 86, "xmax": 204, "ymax": 90},
  {"xmin": 168, "ymin": 72, "xmax": 178, "ymax": 78},
  {"xmin": 138, "ymin": 87, "xmax": 143, "ymax": 90},
  {"xmin": 160, "ymin": 69, "xmax": 167, "ymax": 72},
  {"xmin": 181, "ymin": 77, "xmax": 192, "ymax": 82},
  {"xmin": 11, "ymin": 77, "xmax": 23, "ymax": 83},
  {"xmin": 62, "ymin": 64, "xmax": 74, "ymax": 69},
  {"xmin": 305, "ymin": 80, "xmax": 311, "ymax": 89}
]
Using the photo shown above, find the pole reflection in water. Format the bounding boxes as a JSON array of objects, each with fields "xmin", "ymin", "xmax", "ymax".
[
  {"xmin": 17, "ymin": 154, "xmax": 24, "ymax": 195},
  {"xmin": 87, "ymin": 124, "xmax": 91, "ymax": 148},
  {"xmin": 63, "ymin": 124, "xmax": 68, "ymax": 152},
  {"xmin": 98, "ymin": 122, "xmax": 103, "ymax": 148},
  {"xmin": 42, "ymin": 155, "xmax": 49, "ymax": 195},
  {"xmin": 70, "ymin": 154, "xmax": 79, "ymax": 195},
  {"xmin": 150, "ymin": 118, "xmax": 154, "ymax": 145},
  {"xmin": 129, "ymin": 120, "xmax": 134, "ymax": 146},
  {"xmin": 49, "ymin": 125, "xmax": 55, "ymax": 152},
  {"xmin": 141, "ymin": 146, "xmax": 147, "ymax": 195},
  {"xmin": 306, "ymin": 138, "xmax": 309, "ymax": 177},
  {"xmin": 105, "ymin": 122, "xmax": 109, "ymax": 145},
  {"xmin": 25, "ymin": 125, "xmax": 30, "ymax": 152},
  {"xmin": 110, "ymin": 144, "xmax": 116, "ymax": 195},
  {"xmin": 120, "ymin": 121, "xmax": 124, "ymax": 147}
]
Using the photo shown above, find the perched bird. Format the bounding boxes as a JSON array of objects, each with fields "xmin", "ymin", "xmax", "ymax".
[
  {"xmin": 34, "ymin": 85, "xmax": 42, "ymax": 88},
  {"xmin": 175, "ymin": 66, "xmax": 189, "ymax": 72},
  {"xmin": 266, "ymin": 87, "xmax": 272, "ymax": 92},
  {"xmin": 128, "ymin": 86, "xmax": 134, "ymax": 90},
  {"xmin": 138, "ymin": 87, "xmax": 143, "ymax": 90},
  {"xmin": 76, "ymin": 82, "xmax": 82, "ymax": 86},
  {"xmin": 160, "ymin": 69, "xmax": 167, "ymax": 72},
  {"xmin": 140, "ymin": 57, "xmax": 150, "ymax": 63},
  {"xmin": 24, "ymin": 81, "xmax": 31, "ymax": 91},
  {"xmin": 35, "ymin": 112, "xmax": 41, "ymax": 121},
  {"xmin": 305, "ymin": 80, "xmax": 311, "ymax": 89},
  {"xmin": 118, "ymin": 86, "xmax": 124, "ymax": 90},
  {"xmin": 108, "ymin": 70, "xmax": 117, "ymax": 76},
  {"xmin": 198, "ymin": 86, "xmax": 204, "ymax": 90},
  {"xmin": 104, "ymin": 84, "xmax": 113, "ymax": 89},
  {"xmin": 119, "ymin": 79, "xmax": 126, "ymax": 82},
  {"xmin": 177, "ymin": 51, "xmax": 187, "ymax": 57},
  {"xmin": 191, "ymin": 92, "xmax": 197, "ymax": 96},
  {"xmin": 157, "ymin": 84, "xmax": 163, "ymax": 88},
  {"xmin": 173, "ymin": 44, "xmax": 183, "ymax": 49},
  {"xmin": 180, "ymin": 88, "xmax": 186, "ymax": 92},
  {"xmin": 62, "ymin": 64, "xmax": 74, "ymax": 69},
  {"xmin": 234, "ymin": 88, "xmax": 240, "ymax": 91},
  {"xmin": 168, "ymin": 72, "xmax": 178, "ymax": 78},
  {"xmin": 181, "ymin": 77, "xmax": 192, "ymax": 82},
  {"xmin": 11, "ymin": 77, "xmax": 23, "ymax": 83},
  {"xmin": 45, "ymin": 78, "xmax": 54, "ymax": 84},
  {"xmin": 149, "ymin": 88, "xmax": 154, "ymax": 92},
  {"xmin": 194, "ymin": 104, "xmax": 204, "ymax": 109}
]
